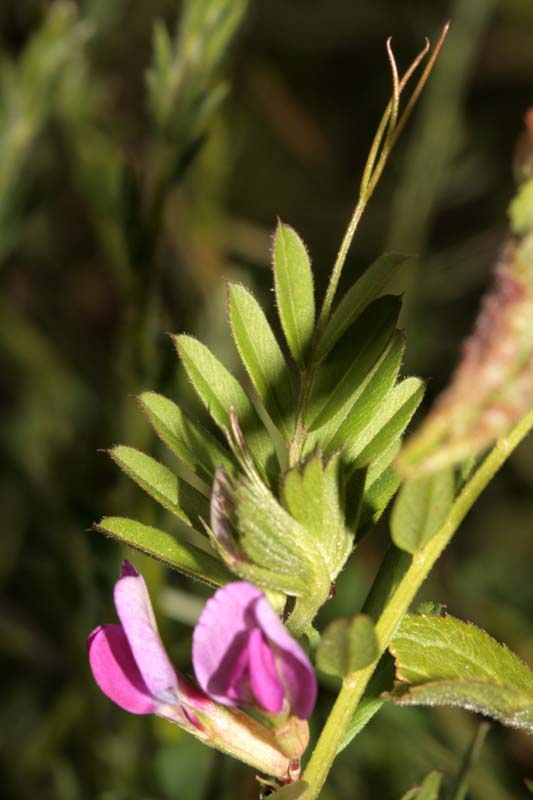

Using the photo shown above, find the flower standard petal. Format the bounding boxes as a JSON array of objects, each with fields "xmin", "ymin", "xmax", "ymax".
[
  {"xmin": 113, "ymin": 560, "xmax": 178, "ymax": 699},
  {"xmin": 192, "ymin": 581, "xmax": 263, "ymax": 705},
  {"xmin": 87, "ymin": 624, "xmax": 155, "ymax": 714},
  {"xmin": 192, "ymin": 581, "xmax": 317, "ymax": 719},
  {"xmin": 254, "ymin": 595, "xmax": 317, "ymax": 719}
]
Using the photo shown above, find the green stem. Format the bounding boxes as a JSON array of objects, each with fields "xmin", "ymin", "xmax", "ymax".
[{"xmin": 299, "ymin": 408, "xmax": 533, "ymax": 799}]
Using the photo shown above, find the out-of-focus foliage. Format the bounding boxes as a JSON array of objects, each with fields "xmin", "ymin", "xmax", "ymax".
[{"xmin": 1, "ymin": 1, "xmax": 533, "ymax": 799}]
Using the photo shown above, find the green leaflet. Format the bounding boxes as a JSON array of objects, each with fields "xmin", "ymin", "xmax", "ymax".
[
  {"xmin": 176, "ymin": 334, "xmax": 277, "ymax": 481},
  {"xmin": 306, "ymin": 296, "xmax": 400, "ymax": 431},
  {"xmin": 316, "ymin": 252, "xmax": 407, "ymax": 361},
  {"xmin": 358, "ymin": 462, "xmax": 400, "ymax": 534},
  {"xmin": 272, "ymin": 222, "xmax": 315, "ymax": 368},
  {"xmin": 95, "ymin": 516, "xmax": 232, "ymax": 587},
  {"xmin": 316, "ymin": 614, "xmax": 379, "ymax": 677},
  {"xmin": 110, "ymin": 445, "xmax": 208, "ymax": 527},
  {"xmin": 281, "ymin": 451, "xmax": 351, "ymax": 577},
  {"xmin": 137, "ymin": 391, "xmax": 233, "ymax": 482},
  {"xmin": 389, "ymin": 613, "xmax": 533, "ymax": 733},
  {"xmin": 344, "ymin": 377, "xmax": 425, "ymax": 472},
  {"xmin": 228, "ymin": 282, "xmax": 294, "ymax": 439},
  {"xmin": 390, "ymin": 467, "xmax": 455, "ymax": 553},
  {"xmin": 324, "ymin": 332, "xmax": 405, "ymax": 454},
  {"xmin": 400, "ymin": 772, "xmax": 443, "ymax": 800}
]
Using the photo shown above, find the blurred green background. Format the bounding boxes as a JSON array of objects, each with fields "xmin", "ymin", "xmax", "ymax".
[{"xmin": 1, "ymin": 1, "xmax": 533, "ymax": 798}]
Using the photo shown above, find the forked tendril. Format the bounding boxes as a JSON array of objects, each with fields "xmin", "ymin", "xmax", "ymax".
[{"xmin": 316, "ymin": 22, "xmax": 451, "ymax": 341}]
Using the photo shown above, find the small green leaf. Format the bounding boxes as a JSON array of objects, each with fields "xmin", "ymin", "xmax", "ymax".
[
  {"xmin": 316, "ymin": 252, "xmax": 407, "ymax": 360},
  {"xmin": 228, "ymin": 282, "xmax": 294, "ymax": 438},
  {"xmin": 273, "ymin": 222, "xmax": 315, "ymax": 367},
  {"xmin": 270, "ymin": 781, "xmax": 309, "ymax": 799},
  {"xmin": 281, "ymin": 452, "xmax": 350, "ymax": 576},
  {"xmin": 95, "ymin": 516, "xmax": 232, "ymax": 586},
  {"xmin": 389, "ymin": 613, "xmax": 533, "ymax": 733},
  {"xmin": 137, "ymin": 391, "xmax": 233, "ymax": 482},
  {"xmin": 176, "ymin": 335, "xmax": 277, "ymax": 480},
  {"xmin": 400, "ymin": 771, "xmax": 443, "ymax": 800},
  {"xmin": 110, "ymin": 445, "xmax": 208, "ymax": 526},
  {"xmin": 307, "ymin": 296, "xmax": 400, "ymax": 431},
  {"xmin": 344, "ymin": 377, "xmax": 425, "ymax": 472},
  {"xmin": 390, "ymin": 467, "xmax": 455, "ymax": 553},
  {"xmin": 317, "ymin": 614, "xmax": 379, "ymax": 677}
]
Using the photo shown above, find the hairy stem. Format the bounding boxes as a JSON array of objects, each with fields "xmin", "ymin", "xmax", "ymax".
[{"xmin": 299, "ymin": 408, "xmax": 533, "ymax": 799}]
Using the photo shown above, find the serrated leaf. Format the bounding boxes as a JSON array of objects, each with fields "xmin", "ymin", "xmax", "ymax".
[
  {"xmin": 273, "ymin": 222, "xmax": 315, "ymax": 367},
  {"xmin": 110, "ymin": 445, "xmax": 208, "ymax": 526},
  {"xmin": 316, "ymin": 252, "xmax": 407, "ymax": 360},
  {"xmin": 307, "ymin": 296, "xmax": 400, "ymax": 431},
  {"xmin": 400, "ymin": 771, "xmax": 443, "ymax": 800},
  {"xmin": 234, "ymin": 474, "xmax": 329, "ymax": 595},
  {"xmin": 344, "ymin": 377, "xmax": 425, "ymax": 472},
  {"xmin": 324, "ymin": 332, "xmax": 405, "ymax": 453},
  {"xmin": 137, "ymin": 391, "xmax": 233, "ymax": 482},
  {"xmin": 389, "ymin": 613, "xmax": 533, "ymax": 733},
  {"xmin": 317, "ymin": 614, "xmax": 379, "ymax": 677},
  {"xmin": 390, "ymin": 467, "xmax": 455, "ymax": 553},
  {"xmin": 176, "ymin": 335, "xmax": 277, "ymax": 481},
  {"xmin": 228, "ymin": 282, "xmax": 294, "ymax": 439},
  {"xmin": 95, "ymin": 516, "xmax": 232, "ymax": 587}
]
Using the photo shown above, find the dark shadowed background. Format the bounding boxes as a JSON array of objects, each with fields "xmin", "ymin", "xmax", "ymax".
[{"xmin": 1, "ymin": 1, "xmax": 533, "ymax": 798}]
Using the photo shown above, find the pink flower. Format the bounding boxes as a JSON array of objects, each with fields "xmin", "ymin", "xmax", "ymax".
[
  {"xmin": 87, "ymin": 562, "xmax": 312, "ymax": 776},
  {"xmin": 193, "ymin": 582, "xmax": 317, "ymax": 720}
]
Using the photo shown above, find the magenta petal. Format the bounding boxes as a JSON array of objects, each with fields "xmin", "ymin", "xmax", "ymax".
[
  {"xmin": 248, "ymin": 628, "xmax": 284, "ymax": 713},
  {"xmin": 192, "ymin": 582, "xmax": 263, "ymax": 705},
  {"xmin": 113, "ymin": 560, "xmax": 177, "ymax": 699},
  {"xmin": 254, "ymin": 595, "xmax": 317, "ymax": 719},
  {"xmin": 87, "ymin": 624, "xmax": 155, "ymax": 714},
  {"xmin": 193, "ymin": 581, "xmax": 317, "ymax": 719}
]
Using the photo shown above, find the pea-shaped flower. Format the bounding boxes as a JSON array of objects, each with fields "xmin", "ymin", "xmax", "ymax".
[
  {"xmin": 87, "ymin": 561, "xmax": 302, "ymax": 779},
  {"xmin": 193, "ymin": 582, "xmax": 317, "ymax": 720}
]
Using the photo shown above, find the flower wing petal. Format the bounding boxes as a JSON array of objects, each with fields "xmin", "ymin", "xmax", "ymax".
[{"xmin": 87, "ymin": 624, "xmax": 155, "ymax": 714}]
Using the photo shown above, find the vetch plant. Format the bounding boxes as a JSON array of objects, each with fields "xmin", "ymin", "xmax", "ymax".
[{"xmin": 90, "ymin": 17, "xmax": 533, "ymax": 799}]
